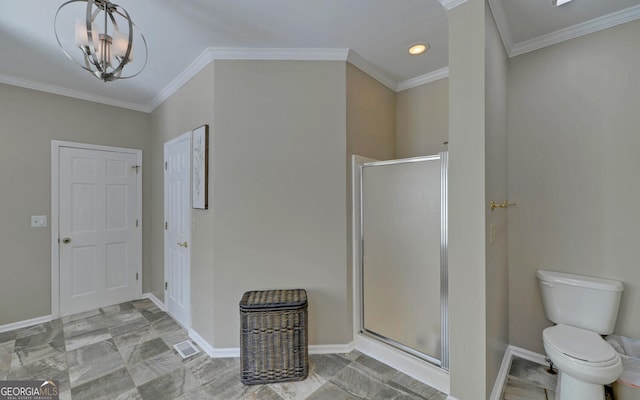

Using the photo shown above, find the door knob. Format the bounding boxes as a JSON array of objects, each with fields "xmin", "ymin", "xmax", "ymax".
[
  {"xmin": 62, "ymin": 237, "xmax": 71, "ymax": 244},
  {"xmin": 177, "ymin": 241, "xmax": 188, "ymax": 248}
]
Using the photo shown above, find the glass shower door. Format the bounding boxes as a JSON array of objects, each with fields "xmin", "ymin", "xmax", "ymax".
[{"xmin": 360, "ymin": 154, "xmax": 447, "ymax": 367}]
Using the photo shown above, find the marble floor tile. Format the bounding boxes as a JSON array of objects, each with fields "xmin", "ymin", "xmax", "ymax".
[
  {"xmin": 71, "ymin": 367, "xmax": 136, "ymax": 400},
  {"xmin": 387, "ymin": 370, "xmax": 444, "ymax": 399},
  {"xmin": 198, "ymin": 363, "xmax": 260, "ymax": 400},
  {"xmin": 372, "ymin": 385, "xmax": 423, "ymax": 400},
  {"xmin": 174, "ymin": 384, "xmax": 216, "ymax": 400},
  {"xmin": 309, "ymin": 354, "xmax": 350, "ymax": 379},
  {"xmin": 127, "ymin": 350, "xmax": 184, "ymax": 386},
  {"xmin": 62, "ymin": 309, "xmax": 102, "ymax": 324},
  {"xmin": 508, "ymin": 357, "xmax": 557, "ymax": 392},
  {"xmin": 160, "ymin": 329, "xmax": 191, "ymax": 348},
  {"xmin": 64, "ymin": 327, "xmax": 112, "ymax": 352},
  {"xmin": 113, "ymin": 324, "xmax": 158, "ymax": 350},
  {"xmin": 503, "ymin": 376, "xmax": 549, "ymax": 400},
  {"xmin": 185, "ymin": 355, "xmax": 239, "ymax": 386},
  {"xmin": 270, "ymin": 372, "xmax": 327, "ymax": 400},
  {"xmin": 0, "ymin": 342, "xmax": 13, "ymax": 380},
  {"xmin": 101, "ymin": 301, "xmax": 135, "ymax": 315},
  {"xmin": 152, "ymin": 315, "xmax": 183, "ymax": 336},
  {"xmin": 245, "ymin": 385, "xmax": 286, "ymax": 400},
  {"xmin": 306, "ymin": 381, "xmax": 362, "ymax": 400},
  {"xmin": 331, "ymin": 363, "xmax": 385, "ymax": 399},
  {"xmin": 354, "ymin": 353, "xmax": 398, "ymax": 382},
  {"xmin": 12, "ymin": 326, "xmax": 65, "ymax": 367},
  {"xmin": 16, "ymin": 319, "xmax": 62, "ymax": 340},
  {"xmin": 8, "ymin": 353, "xmax": 70, "ymax": 394},
  {"xmin": 137, "ymin": 366, "xmax": 199, "ymax": 400},
  {"xmin": 340, "ymin": 350, "xmax": 363, "ymax": 361},
  {"xmin": 109, "ymin": 317, "xmax": 150, "ymax": 338},
  {"xmin": 0, "ymin": 330, "xmax": 17, "ymax": 345},
  {"xmin": 63, "ymin": 314, "xmax": 107, "ymax": 338},
  {"xmin": 120, "ymin": 337, "xmax": 170, "ymax": 365},
  {"xmin": 104, "ymin": 309, "xmax": 146, "ymax": 330},
  {"xmin": 67, "ymin": 339, "xmax": 125, "ymax": 388}
]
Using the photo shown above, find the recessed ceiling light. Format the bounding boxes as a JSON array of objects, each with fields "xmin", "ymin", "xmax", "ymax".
[
  {"xmin": 408, "ymin": 44, "xmax": 429, "ymax": 55},
  {"xmin": 551, "ymin": 0, "xmax": 573, "ymax": 6}
]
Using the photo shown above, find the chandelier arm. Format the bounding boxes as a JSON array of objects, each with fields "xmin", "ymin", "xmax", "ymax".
[
  {"xmin": 107, "ymin": 6, "xmax": 133, "ymax": 78},
  {"xmin": 54, "ymin": 0, "xmax": 99, "ymax": 74},
  {"xmin": 85, "ymin": 0, "xmax": 104, "ymax": 75}
]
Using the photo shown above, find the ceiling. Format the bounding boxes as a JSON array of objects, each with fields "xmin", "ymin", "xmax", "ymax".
[{"xmin": 0, "ymin": 0, "xmax": 638, "ymax": 113}]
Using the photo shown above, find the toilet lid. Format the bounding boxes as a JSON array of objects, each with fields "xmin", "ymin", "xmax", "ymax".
[{"xmin": 543, "ymin": 325, "xmax": 618, "ymax": 363}]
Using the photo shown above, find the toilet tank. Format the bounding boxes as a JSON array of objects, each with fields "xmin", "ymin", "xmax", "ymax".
[{"xmin": 537, "ymin": 270, "xmax": 624, "ymax": 334}]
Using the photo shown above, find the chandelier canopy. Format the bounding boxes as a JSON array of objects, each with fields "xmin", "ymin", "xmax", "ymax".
[{"xmin": 54, "ymin": 0, "xmax": 148, "ymax": 82}]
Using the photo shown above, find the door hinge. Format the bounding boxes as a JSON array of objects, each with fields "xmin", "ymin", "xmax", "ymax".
[
  {"xmin": 131, "ymin": 165, "xmax": 141, "ymax": 174},
  {"xmin": 136, "ymin": 273, "xmax": 139, "ymax": 281},
  {"xmin": 164, "ymin": 161, "xmax": 168, "ymax": 170},
  {"xmin": 165, "ymin": 221, "xmax": 168, "ymax": 230},
  {"xmin": 136, "ymin": 219, "xmax": 139, "ymax": 227},
  {"xmin": 165, "ymin": 282, "xmax": 168, "ymax": 290}
]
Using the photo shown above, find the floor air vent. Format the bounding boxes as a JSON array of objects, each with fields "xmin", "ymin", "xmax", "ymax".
[{"xmin": 173, "ymin": 340, "xmax": 200, "ymax": 359}]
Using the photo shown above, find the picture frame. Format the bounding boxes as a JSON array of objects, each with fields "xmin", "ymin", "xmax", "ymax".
[{"xmin": 192, "ymin": 125, "xmax": 209, "ymax": 209}]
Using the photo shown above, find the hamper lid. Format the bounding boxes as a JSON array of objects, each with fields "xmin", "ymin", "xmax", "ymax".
[{"xmin": 240, "ymin": 289, "xmax": 307, "ymax": 310}]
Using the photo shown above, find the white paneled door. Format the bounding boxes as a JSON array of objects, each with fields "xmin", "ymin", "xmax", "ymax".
[
  {"xmin": 58, "ymin": 146, "xmax": 141, "ymax": 316},
  {"xmin": 164, "ymin": 133, "xmax": 191, "ymax": 328}
]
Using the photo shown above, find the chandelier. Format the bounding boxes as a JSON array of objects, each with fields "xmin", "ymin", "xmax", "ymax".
[{"xmin": 54, "ymin": 0, "xmax": 148, "ymax": 82}]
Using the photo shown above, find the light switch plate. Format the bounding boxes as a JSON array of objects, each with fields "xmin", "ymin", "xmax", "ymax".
[{"xmin": 31, "ymin": 215, "xmax": 47, "ymax": 227}]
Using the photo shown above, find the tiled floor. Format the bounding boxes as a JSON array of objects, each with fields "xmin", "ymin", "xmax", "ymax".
[
  {"xmin": 0, "ymin": 299, "xmax": 447, "ymax": 400},
  {"xmin": 501, "ymin": 357, "xmax": 557, "ymax": 400}
]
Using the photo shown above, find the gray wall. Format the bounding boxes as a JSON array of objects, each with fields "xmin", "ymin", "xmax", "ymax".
[
  {"xmin": 485, "ymin": 4, "xmax": 509, "ymax": 398},
  {"xmin": 396, "ymin": 78, "xmax": 449, "ymax": 158},
  {"xmin": 149, "ymin": 63, "xmax": 215, "ymax": 343},
  {"xmin": 508, "ymin": 20, "xmax": 640, "ymax": 354},
  {"xmin": 211, "ymin": 60, "xmax": 350, "ymax": 347},
  {"xmin": 0, "ymin": 84, "xmax": 150, "ymax": 325}
]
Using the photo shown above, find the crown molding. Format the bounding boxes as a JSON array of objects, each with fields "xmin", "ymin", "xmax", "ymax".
[
  {"xmin": 346, "ymin": 50, "xmax": 397, "ymax": 91},
  {"xmin": 438, "ymin": 0, "xmax": 468, "ymax": 11},
  {"xmin": 146, "ymin": 48, "xmax": 216, "ymax": 112},
  {"xmin": 0, "ymin": 73, "xmax": 149, "ymax": 113},
  {"xmin": 397, "ymin": 67, "xmax": 449, "ymax": 91},
  {"xmin": 505, "ymin": 4, "xmax": 640, "ymax": 58},
  {"xmin": 208, "ymin": 47, "xmax": 350, "ymax": 61},
  {"xmin": 487, "ymin": 0, "xmax": 513, "ymax": 57}
]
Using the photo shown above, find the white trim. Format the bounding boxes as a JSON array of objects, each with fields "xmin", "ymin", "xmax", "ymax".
[
  {"xmin": 509, "ymin": 5, "xmax": 640, "ymax": 58},
  {"xmin": 310, "ymin": 343, "xmax": 356, "ymax": 355},
  {"xmin": 489, "ymin": 346, "xmax": 513, "ymax": 400},
  {"xmin": 0, "ymin": 73, "xmax": 149, "ymax": 113},
  {"xmin": 438, "ymin": 0, "xmax": 468, "ymax": 11},
  {"xmin": 0, "ymin": 315, "xmax": 52, "ymax": 333},
  {"xmin": 488, "ymin": 345, "xmax": 548, "ymax": 400},
  {"xmin": 508, "ymin": 344, "xmax": 548, "ymax": 365},
  {"xmin": 397, "ymin": 68, "xmax": 449, "ymax": 92},
  {"xmin": 51, "ymin": 141, "xmax": 143, "ymax": 320},
  {"xmin": 146, "ymin": 48, "xmax": 216, "ymax": 112},
  {"xmin": 447, "ymin": 396, "xmax": 460, "ymax": 400},
  {"xmin": 142, "ymin": 292, "xmax": 166, "ymax": 311},
  {"xmin": 346, "ymin": 50, "xmax": 397, "ymax": 91},
  {"xmin": 188, "ymin": 328, "xmax": 217, "ymax": 358},
  {"xmin": 355, "ymin": 333, "xmax": 450, "ymax": 394}
]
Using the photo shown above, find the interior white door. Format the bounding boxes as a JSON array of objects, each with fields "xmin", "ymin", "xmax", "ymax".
[
  {"xmin": 164, "ymin": 133, "xmax": 191, "ymax": 328},
  {"xmin": 59, "ymin": 147, "xmax": 140, "ymax": 316}
]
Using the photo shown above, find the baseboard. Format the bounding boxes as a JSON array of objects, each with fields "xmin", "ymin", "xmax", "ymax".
[
  {"xmin": 0, "ymin": 315, "xmax": 52, "ymax": 333},
  {"xmin": 186, "ymin": 329, "xmax": 356, "ymax": 360},
  {"xmin": 188, "ymin": 328, "xmax": 217, "ymax": 358},
  {"xmin": 489, "ymin": 345, "xmax": 548, "ymax": 400},
  {"xmin": 142, "ymin": 292, "xmax": 166, "ymax": 311},
  {"xmin": 447, "ymin": 396, "xmax": 460, "ymax": 400}
]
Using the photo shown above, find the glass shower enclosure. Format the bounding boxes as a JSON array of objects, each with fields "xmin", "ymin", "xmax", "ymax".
[{"xmin": 359, "ymin": 153, "xmax": 448, "ymax": 369}]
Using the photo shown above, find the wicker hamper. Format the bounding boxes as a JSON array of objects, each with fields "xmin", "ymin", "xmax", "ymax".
[{"xmin": 239, "ymin": 289, "xmax": 308, "ymax": 385}]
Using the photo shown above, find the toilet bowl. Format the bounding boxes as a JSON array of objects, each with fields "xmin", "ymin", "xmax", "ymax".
[
  {"xmin": 537, "ymin": 270, "xmax": 625, "ymax": 400},
  {"xmin": 543, "ymin": 324, "xmax": 623, "ymax": 381}
]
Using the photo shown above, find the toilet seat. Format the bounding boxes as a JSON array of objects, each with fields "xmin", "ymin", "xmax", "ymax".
[{"xmin": 543, "ymin": 324, "xmax": 618, "ymax": 366}]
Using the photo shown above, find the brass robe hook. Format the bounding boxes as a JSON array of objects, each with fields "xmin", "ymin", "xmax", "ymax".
[{"xmin": 490, "ymin": 200, "xmax": 516, "ymax": 211}]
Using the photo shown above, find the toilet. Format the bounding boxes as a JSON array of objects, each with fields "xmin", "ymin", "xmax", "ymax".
[{"xmin": 537, "ymin": 270, "xmax": 624, "ymax": 400}]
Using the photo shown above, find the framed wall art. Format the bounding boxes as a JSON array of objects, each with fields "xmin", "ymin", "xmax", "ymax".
[{"xmin": 192, "ymin": 125, "xmax": 209, "ymax": 209}]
